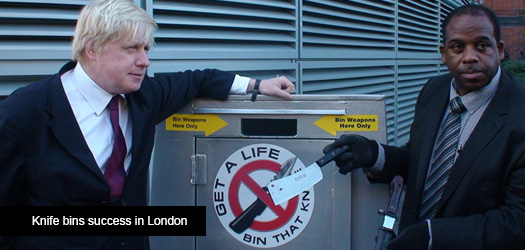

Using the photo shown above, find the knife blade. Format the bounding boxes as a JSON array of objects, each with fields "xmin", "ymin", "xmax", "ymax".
[
  {"xmin": 228, "ymin": 156, "xmax": 297, "ymax": 233},
  {"xmin": 267, "ymin": 145, "xmax": 349, "ymax": 205},
  {"xmin": 375, "ymin": 175, "xmax": 403, "ymax": 250}
]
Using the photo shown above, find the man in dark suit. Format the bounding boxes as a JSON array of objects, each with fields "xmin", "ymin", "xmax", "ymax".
[
  {"xmin": 324, "ymin": 4, "xmax": 525, "ymax": 249},
  {"xmin": 0, "ymin": 0, "xmax": 294, "ymax": 249}
]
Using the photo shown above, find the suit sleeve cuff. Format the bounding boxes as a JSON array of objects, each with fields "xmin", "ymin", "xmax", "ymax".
[
  {"xmin": 426, "ymin": 219, "xmax": 433, "ymax": 250},
  {"xmin": 230, "ymin": 75, "xmax": 251, "ymax": 94}
]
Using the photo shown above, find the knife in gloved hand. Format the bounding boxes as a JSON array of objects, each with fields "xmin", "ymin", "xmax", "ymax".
[
  {"xmin": 267, "ymin": 145, "xmax": 349, "ymax": 205},
  {"xmin": 375, "ymin": 175, "xmax": 403, "ymax": 250},
  {"xmin": 229, "ymin": 156, "xmax": 297, "ymax": 233}
]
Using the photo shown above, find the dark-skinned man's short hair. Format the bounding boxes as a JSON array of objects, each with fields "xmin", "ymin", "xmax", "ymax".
[{"xmin": 442, "ymin": 4, "xmax": 501, "ymax": 42}]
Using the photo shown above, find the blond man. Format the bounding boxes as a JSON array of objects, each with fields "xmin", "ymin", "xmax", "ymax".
[{"xmin": 0, "ymin": 0, "xmax": 294, "ymax": 249}]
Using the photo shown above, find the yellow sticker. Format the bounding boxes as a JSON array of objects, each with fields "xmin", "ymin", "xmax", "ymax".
[
  {"xmin": 166, "ymin": 114, "xmax": 228, "ymax": 136},
  {"xmin": 314, "ymin": 115, "xmax": 379, "ymax": 136}
]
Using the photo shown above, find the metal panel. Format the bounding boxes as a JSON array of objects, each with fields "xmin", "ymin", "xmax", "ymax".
[
  {"xmin": 300, "ymin": 60, "xmax": 395, "ymax": 94},
  {"xmin": 148, "ymin": 59, "xmax": 298, "ymax": 91},
  {"xmin": 395, "ymin": 60, "xmax": 441, "ymax": 146},
  {"xmin": 148, "ymin": 0, "xmax": 298, "ymax": 60},
  {"xmin": 0, "ymin": 0, "xmax": 86, "ymax": 59},
  {"xmin": 150, "ymin": 95, "xmax": 388, "ymax": 250},
  {"xmin": 0, "ymin": 0, "xmax": 86, "ymax": 94},
  {"xmin": 300, "ymin": 60, "xmax": 395, "ymax": 145},
  {"xmin": 301, "ymin": 0, "xmax": 396, "ymax": 59},
  {"xmin": 196, "ymin": 138, "xmax": 350, "ymax": 250},
  {"xmin": 0, "ymin": 0, "xmax": 468, "ymax": 145},
  {"xmin": 397, "ymin": 0, "xmax": 441, "ymax": 58}
]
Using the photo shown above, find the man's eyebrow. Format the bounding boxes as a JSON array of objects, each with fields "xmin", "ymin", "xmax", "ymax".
[
  {"xmin": 447, "ymin": 35, "xmax": 493, "ymax": 44},
  {"xmin": 446, "ymin": 38, "xmax": 463, "ymax": 44},
  {"xmin": 476, "ymin": 35, "xmax": 493, "ymax": 41}
]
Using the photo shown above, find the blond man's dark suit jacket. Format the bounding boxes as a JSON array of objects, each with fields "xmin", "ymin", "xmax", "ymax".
[
  {"xmin": 373, "ymin": 72, "xmax": 525, "ymax": 249},
  {"xmin": 0, "ymin": 61, "xmax": 235, "ymax": 249}
]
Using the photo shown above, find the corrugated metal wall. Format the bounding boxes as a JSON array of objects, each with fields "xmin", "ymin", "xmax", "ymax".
[{"xmin": 0, "ymin": 0, "xmax": 469, "ymax": 145}]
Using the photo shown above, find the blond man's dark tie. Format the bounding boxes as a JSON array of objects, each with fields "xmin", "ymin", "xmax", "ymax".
[{"xmin": 104, "ymin": 95, "xmax": 126, "ymax": 200}]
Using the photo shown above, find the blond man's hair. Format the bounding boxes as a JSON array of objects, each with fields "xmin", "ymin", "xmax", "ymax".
[{"xmin": 71, "ymin": 0, "xmax": 157, "ymax": 61}]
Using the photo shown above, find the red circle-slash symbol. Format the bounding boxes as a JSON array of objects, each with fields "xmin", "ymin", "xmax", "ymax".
[{"xmin": 229, "ymin": 160, "xmax": 299, "ymax": 231}]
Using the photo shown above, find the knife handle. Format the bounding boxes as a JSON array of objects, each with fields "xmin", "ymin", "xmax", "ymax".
[
  {"xmin": 315, "ymin": 144, "xmax": 349, "ymax": 167},
  {"xmin": 229, "ymin": 188, "xmax": 269, "ymax": 234}
]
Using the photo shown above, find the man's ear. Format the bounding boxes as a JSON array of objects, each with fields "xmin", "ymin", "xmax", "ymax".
[
  {"xmin": 497, "ymin": 40, "xmax": 505, "ymax": 61},
  {"xmin": 439, "ymin": 44, "xmax": 446, "ymax": 64},
  {"xmin": 85, "ymin": 40, "xmax": 97, "ymax": 60}
]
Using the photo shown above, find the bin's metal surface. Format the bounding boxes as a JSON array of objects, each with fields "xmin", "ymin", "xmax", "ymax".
[{"xmin": 149, "ymin": 95, "xmax": 390, "ymax": 250}]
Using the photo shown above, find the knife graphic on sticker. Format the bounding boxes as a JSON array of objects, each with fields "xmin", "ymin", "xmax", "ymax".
[
  {"xmin": 267, "ymin": 145, "xmax": 349, "ymax": 206},
  {"xmin": 228, "ymin": 156, "xmax": 297, "ymax": 234}
]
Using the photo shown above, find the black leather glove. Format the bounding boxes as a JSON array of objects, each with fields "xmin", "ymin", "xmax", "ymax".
[
  {"xmin": 386, "ymin": 221, "xmax": 429, "ymax": 250},
  {"xmin": 323, "ymin": 134, "xmax": 378, "ymax": 174}
]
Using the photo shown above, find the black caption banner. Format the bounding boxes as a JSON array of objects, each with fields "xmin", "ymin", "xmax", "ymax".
[{"xmin": 0, "ymin": 206, "xmax": 205, "ymax": 236}]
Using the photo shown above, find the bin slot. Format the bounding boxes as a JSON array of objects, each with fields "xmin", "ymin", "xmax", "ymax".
[
  {"xmin": 241, "ymin": 119, "xmax": 297, "ymax": 136},
  {"xmin": 194, "ymin": 108, "xmax": 346, "ymax": 115}
]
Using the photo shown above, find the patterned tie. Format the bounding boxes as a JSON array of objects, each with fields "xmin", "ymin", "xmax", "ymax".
[
  {"xmin": 104, "ymin": 95, "xmax": 126, "ymax": 200},
  {"xmin": 419, "ymin": 97, "xmax": 466, "ymax": 219}
]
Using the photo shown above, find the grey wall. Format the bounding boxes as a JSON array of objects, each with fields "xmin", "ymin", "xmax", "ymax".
[{"xmin": 0, "ymin": 0, "xmax": 468, "ymax": 145}]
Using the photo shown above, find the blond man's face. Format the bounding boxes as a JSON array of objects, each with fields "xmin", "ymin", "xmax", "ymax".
[{"xmin": 88, "ymin": 38, "xmax": 151, "ymax": 94}]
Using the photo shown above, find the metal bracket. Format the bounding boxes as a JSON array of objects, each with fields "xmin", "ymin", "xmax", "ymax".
[{"xmin": 191, "ymin": 154, "xmax": 207, "ymax": 185}]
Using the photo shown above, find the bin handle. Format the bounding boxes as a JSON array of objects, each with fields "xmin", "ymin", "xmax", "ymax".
[{"xmin": 192, "ymin": 108, "xmax": 346, "ymax": 115}]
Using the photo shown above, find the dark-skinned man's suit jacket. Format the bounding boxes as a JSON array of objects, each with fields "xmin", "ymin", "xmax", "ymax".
[
  {"xmin": 0, "ymin": 61, "xmax": 235, "ymax": 249},
  {"xmin": 372, "ymin": 72, "xmax": 525, "ymax": 249}
]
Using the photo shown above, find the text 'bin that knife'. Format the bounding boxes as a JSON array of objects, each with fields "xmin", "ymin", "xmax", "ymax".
[{"xmin": 268, "ymin": 145, "xmax": 349, "ymax": 205}]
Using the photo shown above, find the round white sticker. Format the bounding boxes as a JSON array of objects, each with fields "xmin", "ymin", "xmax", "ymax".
[{"xmin": 213, "ymin": 144, "xmax": 315, "ymax": 248}]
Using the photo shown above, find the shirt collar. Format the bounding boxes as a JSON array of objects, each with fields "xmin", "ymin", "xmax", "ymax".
[
  {"xmin": 71, "ymin": 63, "xmax": 127, "ymax": 115},
  {"xmin": 450, "ymin": 67, "xmax": 500, "ymax": 114}
]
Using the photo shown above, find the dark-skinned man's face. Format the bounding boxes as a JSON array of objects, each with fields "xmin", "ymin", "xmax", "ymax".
[{"xmin": 440, "ymin": 14, "xmax": 505, "ymax": 96}]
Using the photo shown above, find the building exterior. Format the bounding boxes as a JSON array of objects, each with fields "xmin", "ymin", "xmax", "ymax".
[
  {"xmin": 483, "ymin": 0, "xmax": 525, "ymax": 60},
  {"xmin": 0, "ymin": 0, "xmax": 473, "ymax": 146}
]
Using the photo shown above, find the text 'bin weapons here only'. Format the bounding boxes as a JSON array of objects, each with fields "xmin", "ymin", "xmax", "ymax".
[
  {"xmin": 228, "ymin": 156, "xmax": 297, "ymax": 234},
  {"xmin": 267, "ymin": 145, "xmax": 349, "ymax": 205}
]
